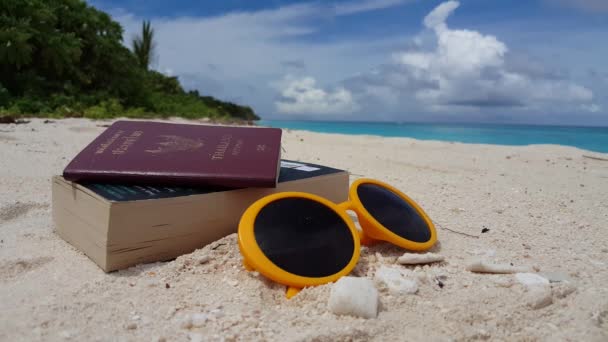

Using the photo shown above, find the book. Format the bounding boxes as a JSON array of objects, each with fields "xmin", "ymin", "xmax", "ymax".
[
  {"xmin": 63, "ymin": 120, "xmax": 283, "ymax": 188},
  {"xmin": 52, "ymin": 160, "xmax": 350, "ymax": 272}
]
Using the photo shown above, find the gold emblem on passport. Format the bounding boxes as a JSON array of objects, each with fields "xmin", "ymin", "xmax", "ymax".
[{"xmin": 145, "ymin": 135, "xmax": 204, "ymax": 154}]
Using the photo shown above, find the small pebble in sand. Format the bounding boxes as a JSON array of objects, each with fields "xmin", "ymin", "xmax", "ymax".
[
  {"xmin": 466, "ymin": 259, "xmax": 531, "ymax": 274},
  {"xmin": 415, "ymin": 272, "xmax": 430, "ymax": 285},
  {"xmin": 374, "ymin": 266, "xmax": 418, "ymax": 295},
  {"xmin": 525, "ymin": 287, "xmax": 553, "ymax": 310},
  {"xmin": 180, "ymin": 317, "xmax": 193, "ymax": 329},
  {"xmin": 492, "ymin": 276, "xmax": 514, "ymax": 288},
  {"xmin": 328, "ymin": 276, "xmax": 378, "ymax": 319},
  {"xmin": 591, "ymin": 309, "xmax": 608, "ymax": 328},
  {"xmin": 210, "ymin": 308, "xmax": 224, "ymax": 319},
  {"xmin": 397, "ymin": 252, "xmax": 444, "ymax": 265},
  {"xmin": 198, "ymin": 255, "xmax": 211, "ymax": 264},
  {"xmin": 434, "ymin": 275, "xmax": 447, "ymax": 288},
  {"xmin": 59, "ymin": 330, "xmax": 73, "ymax": 339},
  {"xmin": 125, "ymin": 322, "xmax": 137, "ymax": 330},
  {"xmin": 551, "ymin": 283, "xmax": 576, "ymax": 299},
  {"xmin": 191, "ymin": 313, "xmax": 209, "ymax": 327},
  {"xmin": 469, "ymin": 249, "xmax": 496, "ymax": 257},
  {"xmin": 189, "ymin": 332, "xmax": 204, "ymax": 342}
]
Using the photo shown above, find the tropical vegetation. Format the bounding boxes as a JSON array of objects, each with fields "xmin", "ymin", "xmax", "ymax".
[{"xmin": 0, "ymin": 0, "xmax": 259, "ymax": 121}]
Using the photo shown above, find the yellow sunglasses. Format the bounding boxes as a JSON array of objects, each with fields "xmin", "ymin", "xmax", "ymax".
[{"xmin": 238, "ymin": 178, "xmax": 437, "ymax": 298}]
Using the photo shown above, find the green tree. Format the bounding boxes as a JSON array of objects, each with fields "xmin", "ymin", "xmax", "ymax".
[
  {"xmin": 132, "ymin": 20, "xmax": 155, "ymax": 70},
  {"xmin": 0, "ymin": 0, "xmax": 259, "ymax": 121},
  {"xmin": 0, "ymin": 0, "xmax": 145, "ymax": 107}
]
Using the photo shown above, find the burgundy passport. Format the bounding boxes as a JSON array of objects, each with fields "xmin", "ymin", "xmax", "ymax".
[{"xmin": 63, "ymin": 120, "xmax": 282, "ymax": 188}]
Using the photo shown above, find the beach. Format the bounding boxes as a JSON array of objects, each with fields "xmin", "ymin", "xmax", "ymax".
[{"xmin": 1, "ymin": 118, "xmax": 607, "ymax": 341}]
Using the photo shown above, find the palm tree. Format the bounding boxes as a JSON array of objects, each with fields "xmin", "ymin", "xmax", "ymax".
[{"xmin": 132, "ymin": 20, "xmax": 155, "ymax": 70}]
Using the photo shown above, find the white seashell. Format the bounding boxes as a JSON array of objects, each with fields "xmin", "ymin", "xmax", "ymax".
[
  {"xmin": 397, "ymin": 252, "xmax": 445, "ymax": 265},
  {"xmin": 328, "ymin": 276, "xmax": 378, "ymax": 319},
  {"xmin": 466, "ymin": 259, "xmax": 531, "ymax": 274},
  {"xmin": 374, "ymin": 266, "xmax": 418, "ymax": 295},
  {"xmin": 515, "ymin": 273, "xmax": 549, "ymax": 288}
]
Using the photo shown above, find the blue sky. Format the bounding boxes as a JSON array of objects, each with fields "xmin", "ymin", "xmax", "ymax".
[{"xmin": 91, "ymin": 0, "xmax": 608, "ymax": 125}]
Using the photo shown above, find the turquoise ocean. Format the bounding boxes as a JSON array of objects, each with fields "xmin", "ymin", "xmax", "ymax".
[{"xmin": 259, "ymin": 120, "xmax": 608, "ymax": 154}]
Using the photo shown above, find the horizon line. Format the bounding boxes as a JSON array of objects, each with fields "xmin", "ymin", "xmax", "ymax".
[{"xmin": 258, "ymin": 118, "xmax": 608, "ymax": 129}]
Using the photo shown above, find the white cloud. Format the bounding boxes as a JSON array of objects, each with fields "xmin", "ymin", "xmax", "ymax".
[
  {"xmin": 354, "ymin": 0, "xmax": 594, "ymax": 112},
  {"xmin": 334, "ymin": 0, "xmax": 410, "ymax": 15},
  {"xmin": 275, "ymin": 76, "xmax": 359, "ymax": 115},
  {"xmin": 581, "ymin": 103, "xmax": 601, "ymax": 113},
  {"xmin": 423, "ymin": 0, "xmax": 459, "ymax": 31}
]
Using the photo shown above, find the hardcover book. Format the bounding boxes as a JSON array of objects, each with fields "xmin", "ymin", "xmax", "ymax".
[
  {"xmin": 52, "ymin": 160, "xmax": 350, "ymax": 272},
  {"xmin": 63, "ymin": 120, "xmax": 283, "ymax": 188}
]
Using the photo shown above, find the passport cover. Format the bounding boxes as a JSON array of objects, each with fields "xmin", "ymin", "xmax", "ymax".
[{"xmin": 63, "ymin": 120, "xmax": 282, "ymax": 188}]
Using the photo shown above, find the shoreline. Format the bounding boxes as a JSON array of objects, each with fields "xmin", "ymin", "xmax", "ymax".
[
  {"xmin": 264, "ymin": 128, "xmax": 608, "ymax": 157},
  {"xmin": 1, "ymin": 118, "xmax": 607, "ymax": 341},
  {"xmin": 256, "ymin": 119, "xmax": 608, "ymax": 154}
]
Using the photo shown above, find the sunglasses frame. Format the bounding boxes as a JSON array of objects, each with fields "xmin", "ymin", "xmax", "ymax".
[
  {"xmin": 344, "ymin": 178, "xmax": 437, "ymax": 251},
  {"xmin": 237, "ymin": 178, "xmax": 437, "ymax": 298},
  {"xmin": 238, "ymin": 191, "xmax": 361, "ymax": 298}
]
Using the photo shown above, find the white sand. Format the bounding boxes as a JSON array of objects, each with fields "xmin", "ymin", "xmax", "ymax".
[{"xmin": 1, "ymin": 118, "xmax": 607, "ymax": 341}]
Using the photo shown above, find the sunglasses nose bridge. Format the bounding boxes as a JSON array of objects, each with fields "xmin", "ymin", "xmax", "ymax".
[
  {"xmin": 335, "ymin": 200, "xmax": 381, "ymax": 246},
  {"xmin": 354, "ymin": 208, "xmax": 383, "ymax": 245},
  {"xmin": 336, "ymin": 201, "xmax": 352, "ymax": 211}
]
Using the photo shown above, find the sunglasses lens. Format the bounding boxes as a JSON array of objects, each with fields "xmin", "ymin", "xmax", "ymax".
[
  {"xmin": 254, "ymin": 197, "xmax": 355, "ymax": 278},
  {"xmin": 356, "ymin": 183, "xmax": 431, "ymax": 243}
]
